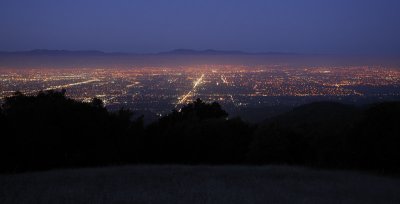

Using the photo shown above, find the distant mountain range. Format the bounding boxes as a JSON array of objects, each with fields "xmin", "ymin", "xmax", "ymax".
[
  {"xmin": 0, "ymin": 49, "xmax": 305, "ymax": 68},
  {"xmin": 0, "ymin": 49, "xmax": 123, "ymax": 56},
  {"xmin": 156, "ymin": 49, "xmax": 294, "ymax": 55},
  {"xmin": 0, "ymin": 49, "xmax": 297, "ymax": 56},
  {"xmin": 1, "ymin": 49, "xmax": 398, "ymax": 69}
]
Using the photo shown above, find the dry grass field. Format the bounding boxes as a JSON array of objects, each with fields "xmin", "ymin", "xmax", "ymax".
[{"xmin": 1, "ymin": 165, "xmax": 400, "ymax": 204}]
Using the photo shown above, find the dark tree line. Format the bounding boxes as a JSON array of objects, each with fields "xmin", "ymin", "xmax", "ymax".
[
  {"xmin": 0, "ymin": 90, "xmax": 143, "ymax": 172},
  {"xmin": 1, "ymin": 90, "xmax": 400, "ymax": 174}
]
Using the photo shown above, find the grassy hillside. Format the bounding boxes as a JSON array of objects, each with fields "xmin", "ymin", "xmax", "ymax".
[{"xmin": 1, "ymin": 165, "xmax": 400, "ymax": 204}]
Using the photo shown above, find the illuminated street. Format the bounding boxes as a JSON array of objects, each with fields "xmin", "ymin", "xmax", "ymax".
[{"xmin": 1, "ymin": 65, "xmax": 400, "ymax": 116}]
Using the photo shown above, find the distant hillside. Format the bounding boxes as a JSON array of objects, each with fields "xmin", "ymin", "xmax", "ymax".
[
  {"xmin": 0, "ymin": 49, "xmax": 303, "ymax": 68},
  {"xmin": 156, "ymin": 49, "xmax": 293, "ymax": 55},
  {"xmin": 248, "ymin": 101, "xmax": 400, "ymax": 170},
  {"xmin": 1, "ymin": 49, "xmax": 399, "ymax": 68},
  {"xmin": 268, "ymin": 101, "xmax": 359, "ymax": 125},
  {"xmin": 0, "ymin": 49, "xmax": 294, "ymax": 56},
  {"xmin": 0, "ymin": 49, "xmax": 129, "ymax": 56}
]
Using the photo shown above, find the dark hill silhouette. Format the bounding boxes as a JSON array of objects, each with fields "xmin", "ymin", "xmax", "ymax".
[
  {"xmin": 1, "ymin": 91, "xmax": 400, "ymax": 174},
  {"xmin": 248, "ymin": 102, "xmax": 359, "ymax": 167},
  {"xmin": 270, "ymin": 101, "xmax": 359, "ymax": 125},
  {"xmin": 348, "ymin": 102, "xmax": 400, "ymax": 171},
  {"xmin": 248, "ymin": 101, "xmax": 400, "ymax": 172}
]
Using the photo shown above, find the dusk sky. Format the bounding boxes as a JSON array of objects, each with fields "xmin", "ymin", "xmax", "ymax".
[{"xmin": 1, "ymin": 0, "xmax": 400, "ymax": 54}]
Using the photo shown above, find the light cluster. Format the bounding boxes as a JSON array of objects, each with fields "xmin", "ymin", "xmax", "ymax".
[{"xmin": 1, "ymin": 65, "xmax": 400, "ymax": 115}]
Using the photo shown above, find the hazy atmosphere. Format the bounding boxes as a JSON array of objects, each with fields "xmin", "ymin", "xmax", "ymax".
[
  {"xmin": 1, "ymin": 0, "xmax": 400, "ymax": 54},
  {"xmin": 1, "ymin": 1, "xmax": 400, "ymax": 203}
]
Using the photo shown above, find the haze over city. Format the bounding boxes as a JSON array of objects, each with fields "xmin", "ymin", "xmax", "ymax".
[
  {"xmin": 1, "ymin": 0, "xmax": 400, "ymax": 54},
  {"xmin": 1, "ymin": 1, "xmax": 400, "ymax": 204}
]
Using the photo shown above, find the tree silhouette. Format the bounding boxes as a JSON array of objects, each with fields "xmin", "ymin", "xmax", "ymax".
[
  {"xmin": 91, "ymin": 98, "xmax": 104, "ymax": 109},
  {"xmin": 0, "ymin": 90, "xmax": 143, "ymax": 173},
  {"xmin": 144, "ymin": 98, "xmax": 252, "ymax": 163},
  {"xmin": 1, "ymin": 91, "xmax": 400, "ymax": 174},
  {"xmin": 179, "ymin": 98, "xmax": 228, "ymax": 120}
]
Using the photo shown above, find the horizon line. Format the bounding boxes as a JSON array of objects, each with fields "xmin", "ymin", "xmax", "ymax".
[{"xmin": 1, "ymin": 49, "xmax": 400, "ymax": 56}]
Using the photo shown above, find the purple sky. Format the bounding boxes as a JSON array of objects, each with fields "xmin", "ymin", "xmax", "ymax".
[{"xmin": 1, "ymin": 0, "xmax": 400, "ymax": 54}]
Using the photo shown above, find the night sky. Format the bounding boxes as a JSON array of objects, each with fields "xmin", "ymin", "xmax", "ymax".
[{"xmin": 1, "ymin": 0, "xmax": 400, "ymax": 54}]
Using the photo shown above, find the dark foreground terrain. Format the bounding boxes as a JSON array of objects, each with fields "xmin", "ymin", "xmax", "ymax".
[
  {"xmin": 1, "ymin": 165, "xmax": 400, "ymax": 204},
  {"xmin": 2, "ymin": 90, "xmax": 400, "ymax": 174}
]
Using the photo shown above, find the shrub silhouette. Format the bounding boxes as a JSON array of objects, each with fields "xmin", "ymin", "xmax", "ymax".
[
  {"xmin": 1, "ymin": 91, "xmax": 400, "ymax": 174},
  {"xmin": 0, "ymin": 93, "xmax": 252, "ymax": 172},
  {"xmin": 0, "ymin": 90, "xmax": 143, "ymax": 172},
  {"xmin": 144, "ymin": 98, "xmax": 253, "ymax": 163}
]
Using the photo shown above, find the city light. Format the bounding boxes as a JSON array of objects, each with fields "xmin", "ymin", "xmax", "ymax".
[{"xmin": 1, "ymin": 65, "xmax": 400, "ymax": 115}]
